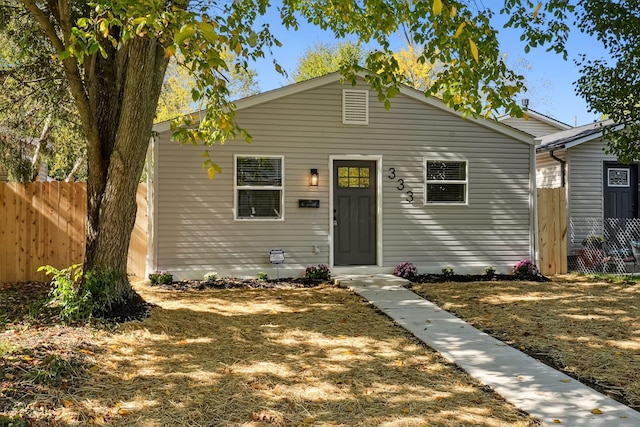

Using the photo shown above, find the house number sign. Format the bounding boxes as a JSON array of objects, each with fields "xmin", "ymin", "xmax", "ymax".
[{"xmin": 387, "ymin": 167, "xmax": 414, "ymax": 203}]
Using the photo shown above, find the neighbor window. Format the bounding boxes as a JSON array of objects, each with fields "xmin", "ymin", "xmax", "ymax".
[
  {"xmin": 608, "ymin": 168, "xmax": 630, "ymax": 187},
  {"xmin": 235, "ymin": 156, "xmax": 283, "ymax": 219},
  {"xmin": 425, "ymin": 159, "xmax": 468, "ymax": 204}
]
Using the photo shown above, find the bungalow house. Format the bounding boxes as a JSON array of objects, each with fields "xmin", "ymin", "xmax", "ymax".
[
  {"xmin": 534, "ymin": 120, "xmax": 638, "ymax": 272},
  {"xmin": 148, "ymin": 73, "xmax": 537, "ymax": 280}
]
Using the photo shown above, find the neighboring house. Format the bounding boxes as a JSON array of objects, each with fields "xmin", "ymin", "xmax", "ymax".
[
  {"xmin": 498, "ymin": 109, "xmax": 572, "ymax": 139},
  {"xmin": 149, "ymin": 73, "xmax": 536, "ymax": 280},
  {"xmin": 534, "ymin": 120, "xmax": 637, "ymax": 270}
]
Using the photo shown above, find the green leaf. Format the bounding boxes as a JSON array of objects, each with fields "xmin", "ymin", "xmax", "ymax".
[{"xmin": 174, "ymin": 24, "xmax": 195, "ymax": 45}]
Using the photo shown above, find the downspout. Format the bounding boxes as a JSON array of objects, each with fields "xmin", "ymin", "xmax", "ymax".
[
  {"xmin": 146, "ymin": 132, "xmax": 158, "ymax": 278},
  {"xmin": 531, "ymin": 142, "xmax": 539, "ymax": 271},
  {"xmin": 549, "ymin": 149, "xmax": 566, "ymax": 187}
]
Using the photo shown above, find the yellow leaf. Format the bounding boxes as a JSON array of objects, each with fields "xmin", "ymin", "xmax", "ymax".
[
  {"xmin": 552, "ymin": 419, "xmax": 561, "ymax": 424},
  {"xmin": 61, "ymin": 399, "xmax": 73, "ymax": 408},
  {"xmin": 177, "ymin": 339, "xmax": 187, "ymax": 345},
  {"xmin": 591, "ymin": 408, "xmax": 603, "ymax": 414},
  {"xmin": 432, "ymin": 0, "xmax": 442, "ymax": 15},
  {"xmin": 560, "ymin": 379, "xmax": 571, "ymax": 383},
  {"xmin": 402, "ymin": 407, "xmax": 410, "ymax": 414},
  {"xmin": 454, "ymin": 22, "xmax": 466, "ymax": 38},
  {"xmin": 469, "ymin": 38, "xmax": 479, "ymax": 62},
  {"xmin": 303, "ymin": 417, "xmax": 315, "ymax": 423},
  {"xmin": 207, "ymin": 166, "xmax": 216, "ymax": 180},
  {"xmin": 93, "ymin": 415, "xmax": 106, "ymax": 424},
  {"xmin": 450, "ymin": 6, "xmax": 457, "ymax": 17},
  {"xmin": 118, "ymin": 408, "xmax": 130, "ymax": 415},
  {"xmin": 533, "ymin": 2, "xmax": 542, "ymax": 19},
  {"xmin": 79, "ymin": 349, "xmax": 94, "ymax": 355},
  {"xmin": 23, "ymin": 355, "xmax": 32, "ymax": 361}
]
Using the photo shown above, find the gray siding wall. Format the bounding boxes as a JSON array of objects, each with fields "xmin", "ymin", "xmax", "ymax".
[
  {"xmin": 566, "ymin": 138, "xmax": 618, "ymax": 252},
  {"xmin": 154, "ymin": 81, "xmax": 533, "ymax": 279},
  {"xmin": 501, "ymin": 116, "xmax": 564, "ymax": 138},
  {"xmin": 536, "ymin": 151, "xmax": 564, "ymax": 188}
]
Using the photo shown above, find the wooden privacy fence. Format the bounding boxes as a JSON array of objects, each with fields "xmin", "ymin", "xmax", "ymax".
[
  {"xmin": 0, "ymin": 182, "xmax": 147, "ymax": 282},
  {"xmin": 537, "ymin": 187, "xmax": 567, "ymax": 276}
]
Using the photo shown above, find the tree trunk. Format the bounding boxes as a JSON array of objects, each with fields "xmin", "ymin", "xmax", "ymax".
[{"xmin": 82, "ymin": 37, "xmax": 169, "ymax": 316}]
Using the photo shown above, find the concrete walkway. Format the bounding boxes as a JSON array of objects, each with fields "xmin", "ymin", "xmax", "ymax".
[{"xmin": 335, "ymin": 274, "xmax": 640, "ymax": 427}]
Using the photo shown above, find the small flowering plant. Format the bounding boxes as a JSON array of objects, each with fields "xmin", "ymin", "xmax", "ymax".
[
  {"xmin": 304, "ymin": 264, "xmax": 331, "ymax": 280},
  {"xmin": 149, "ymin": 271, "xmax": 173, "ymax": 285},
  {"xmin": 512, "ymin": 260, "xmax": 538, "ymax": 277},
  {"xmin": 441, "ymin": 266, "xmax": 454, "ymax": 277},
  {"xmin": 203, "ymin": 271, "xmax": 218, "ymax": 282},
  {"xmin": 393, "ymin": 262, "xmax": 417, "ymax": 280}
]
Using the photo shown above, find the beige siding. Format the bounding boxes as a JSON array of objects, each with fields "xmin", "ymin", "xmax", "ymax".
[
  {"xmin": 155, "ymin": 80, "xmax": 533, "ymax": 279},
  {"xmin": 536, "ymin": 151, "xmax": 565, "ymax": 188},
  {"xmin": 501, "ymin": 116, "xmax": 565, "ymax": 138}
]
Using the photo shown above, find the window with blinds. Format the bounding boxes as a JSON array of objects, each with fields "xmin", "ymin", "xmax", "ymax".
[
  {"xmin": 235, "ymin": 156, "xmax": 283, "ymax": 219},
  {"xmin": 425, "ymin": 160, "xmax": 468, "ymax": 204}
]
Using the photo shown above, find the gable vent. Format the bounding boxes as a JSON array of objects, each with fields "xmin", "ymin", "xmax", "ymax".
[{"xmin": 342, "ymin": 89, "xmax": 369, "ymax": 125}]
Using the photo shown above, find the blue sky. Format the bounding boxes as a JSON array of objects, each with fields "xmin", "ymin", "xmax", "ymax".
[{"xmin": 249, "ymin": 9, "xmax": 608, "ymax": 127}]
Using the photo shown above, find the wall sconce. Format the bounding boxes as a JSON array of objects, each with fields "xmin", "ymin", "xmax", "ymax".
[{"xmin": 310, "ymin": 169, "xmax": 319, "ymax": 186}]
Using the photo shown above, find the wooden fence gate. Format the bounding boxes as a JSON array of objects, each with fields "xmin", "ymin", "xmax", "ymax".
[
  {"xmin": 537, "ymin": 187, "xmax": 567, "ymax": 276},
  {"xmin": 0, "ymin": 182, "xmax": 147, "ymax": 282}
]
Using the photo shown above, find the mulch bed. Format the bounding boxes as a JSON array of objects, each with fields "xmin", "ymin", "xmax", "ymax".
[
  {"xmin": 159, "ymin": 277, "xmax": 330, "ymax": 291},
  {"xmin": 410, "ymin": 273, "xmax": 550, "ymax": 283}
]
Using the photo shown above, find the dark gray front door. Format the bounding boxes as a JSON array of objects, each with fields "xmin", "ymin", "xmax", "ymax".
[
  {"xmin": 603, "ymin": 162, "xmax": 638, "ymax": 219},
  {"xmin": 333, "ymin": 160, "xmax": 377, "ymax": 265}
]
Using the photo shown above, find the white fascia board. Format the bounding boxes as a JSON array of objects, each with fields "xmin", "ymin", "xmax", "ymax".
[{"xmin": 564, "ymin": 124, "xmax": 625, "ymax": 150}]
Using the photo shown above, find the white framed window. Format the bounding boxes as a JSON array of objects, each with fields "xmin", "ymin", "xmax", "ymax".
[
  {"xmin": 342, "ymin": 89, "xmax": 369, "ymax": 125},
  {"xmin": 235, "ymin": 155, "xmax": 283, "ymax": 220},
  {"xmin": 608, "ymin": 168, "xmax": 630, "ymax": 187},
  {"xmin": 424, "ymin": 159, "xmax": 468, "ymax": 204}
]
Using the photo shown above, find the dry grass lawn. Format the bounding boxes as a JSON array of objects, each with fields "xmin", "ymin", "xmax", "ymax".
[
  {"xmin": 409, "ymin": 274, "xmax": 640, "ymax": 411},
  {"xmin": 1, "ymin": 281, "xmax": 538, "ymax": 426}
]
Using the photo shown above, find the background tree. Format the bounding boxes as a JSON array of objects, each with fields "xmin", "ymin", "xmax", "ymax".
[
  {"xmin": 0, "ymin": 21, "xmax": 85, "ymax": 182},
  {"xmin": 0, "ymin": 0, "xmax": 576, "ymax": 318},
  {"xmin": 291, "ymin": 41, "xmax": 368, "ymax": 83},
  {"xmin": 574, "ymin": 1, "xmax": 640, "ymax": 163}
]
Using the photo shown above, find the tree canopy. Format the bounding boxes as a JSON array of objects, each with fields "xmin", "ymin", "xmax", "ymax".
[
  {"xmin": 574, "ymin": 1, "xmax": 640, "ymax": 163},
  {"xmin": 0, "ymin": 0, "xmax": 606, "ymax": 318}
]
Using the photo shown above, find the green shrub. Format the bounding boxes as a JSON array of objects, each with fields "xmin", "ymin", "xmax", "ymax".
[
  {"xmin": 484, "ymin": 266, "xmax": 496, "ymax": 277},
  {"xmin": 39, "ymin": 264, "xmax": 128, "ymax": 323},
  {"xmin": 257, "ymin": 272, "xmax": 268, "ymax": 281},
  {"xmin": 441, "ymin": 266, "xmax": 454, "ymax": 277},
  {"xmin": 203, "ymin": 271, "xmax": 218, "ymax": 282},
  {"xmin": 149, "ymin": 271, "xmax": 173, "ymax": 285},
  {"xmin": 38, "ymin": 264, "xmax": 89, "ymax": 323}
]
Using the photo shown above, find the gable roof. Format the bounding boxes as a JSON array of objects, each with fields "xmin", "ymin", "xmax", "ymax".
[
  {"xmin": 535, "ymin": 119, "xmax": 623, "ymax": 153},
  {"xmin": 154, "ymin": 72, "xmax": 534, "ymax": 145},
  {"xmin": 498, "ymin": 109, "xmax": 572, "ymax": 132}
]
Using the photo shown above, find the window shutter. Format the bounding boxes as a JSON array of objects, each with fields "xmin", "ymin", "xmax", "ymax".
[{"xmin": 342, "ymin": 89, "xmax": 369, "ymax": 125}]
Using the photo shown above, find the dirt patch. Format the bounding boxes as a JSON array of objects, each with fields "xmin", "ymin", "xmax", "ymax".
[{"xmin": 408, "ymin": 275, "xmax": 640, "ymax": 411}]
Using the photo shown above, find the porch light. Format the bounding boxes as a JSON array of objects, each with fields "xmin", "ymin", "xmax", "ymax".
[{"xmin": 310, "ymin": 169, "xmax": 319, "ymax": 186}]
